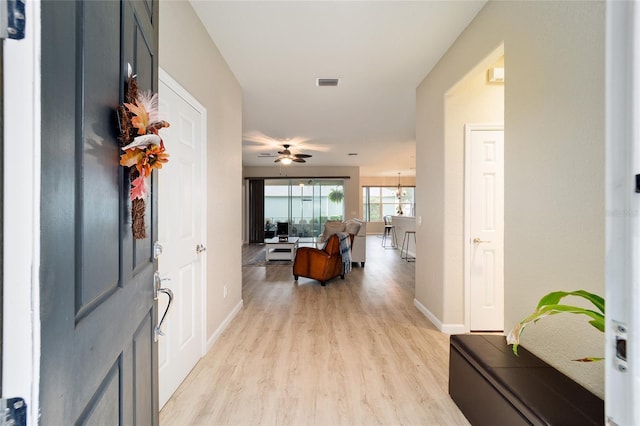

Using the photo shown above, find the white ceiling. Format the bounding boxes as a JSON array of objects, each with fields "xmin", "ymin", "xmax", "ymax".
[{"xmin": 191, "ymin": 0, "xmax": 486, "ymax": 177}]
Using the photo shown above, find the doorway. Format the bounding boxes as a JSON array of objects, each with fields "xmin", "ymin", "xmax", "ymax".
[
  {"xmin": 442, "ymin": 47, "xmax": 504, "ymax": 334},
  {"xmin": 464, "ymin": 125, "xmax": 504, "ymax": 331}
]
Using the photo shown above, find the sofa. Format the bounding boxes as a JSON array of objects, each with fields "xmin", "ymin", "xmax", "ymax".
[{"xmin": 316, "ymin": 218, "xmax": 366, "ymax": 267}]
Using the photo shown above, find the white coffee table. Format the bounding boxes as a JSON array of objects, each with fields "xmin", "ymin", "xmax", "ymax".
[{"xmin": 264, "ymin": 237, "xmax": 299, "ymax": 261}]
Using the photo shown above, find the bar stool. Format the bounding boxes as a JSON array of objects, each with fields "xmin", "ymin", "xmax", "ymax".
[
  {"xmin": 401, "ymin": 230, "xmax": 416, "ymax": 261},
  {"xmin": 382, "ymin": 215, "xmax": 397, "ymax": 248}
]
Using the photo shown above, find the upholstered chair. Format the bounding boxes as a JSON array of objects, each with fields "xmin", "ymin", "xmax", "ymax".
[{"xmin": 293, "ymin": 234, "xmax": 353, "ymax": 286}]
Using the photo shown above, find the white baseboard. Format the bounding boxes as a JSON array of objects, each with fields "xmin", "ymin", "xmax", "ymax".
[
  {"xmin": 206, "ymin": 299, "xmax": 244, "ymax": 352},
  {"xmin": 413, "ymin": 298, "xmax": 467, "ymax": 335}
]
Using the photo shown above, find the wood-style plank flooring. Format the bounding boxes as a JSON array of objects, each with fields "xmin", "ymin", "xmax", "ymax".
[{"xmin": 160, "ymin": 236, "xmax": 469, "ymax": 425}]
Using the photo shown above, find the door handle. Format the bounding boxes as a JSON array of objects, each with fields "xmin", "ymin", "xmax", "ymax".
[
  {"xmin": 155, "ymin": 287, "xmax": 174, "ymax": 342},
  {"xmin": 473, "ymin": 237, "xmax": 491, "ymax": 244},
  {"xmin": 153, "ymin": 272, "xmax": 173, "ymax": 341},
  {"xmin": 196, "ymin": 244, "xmax": 207, "ymax": 254}
]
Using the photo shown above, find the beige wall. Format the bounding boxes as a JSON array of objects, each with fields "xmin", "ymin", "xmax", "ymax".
[
  {"xmin": 360, "ymin": 176, "xmax": 416, "ymax": 187},
  {"xmin": 243, "ymin": 166, "xmax": 361, "ymax": 241},
  {"xmin": 160, "ymin": 1, "xmax": 244, "ymax": 346},
  {"xmin": 416, "ymin": 1, "xmax": 604, "ymax": 396}
]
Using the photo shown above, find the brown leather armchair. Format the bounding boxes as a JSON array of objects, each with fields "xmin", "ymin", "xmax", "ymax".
[{"xmin": 293, "ymin": 234, "xmax": 352, "ymax": 286}]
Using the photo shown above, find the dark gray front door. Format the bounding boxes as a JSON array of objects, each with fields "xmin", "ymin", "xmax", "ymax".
[{"xmin": 39, "ymin": 1, "xmax": 159, "ymax": 424}]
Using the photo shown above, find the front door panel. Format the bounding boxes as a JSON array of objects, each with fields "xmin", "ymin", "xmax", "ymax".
[{"xmin": 40, "ymin": 1, "xmax": 159, "ymax": 424}]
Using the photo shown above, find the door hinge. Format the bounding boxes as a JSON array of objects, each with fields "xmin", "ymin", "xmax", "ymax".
[
  {"xmin": 0, "ymin": 397, "xmax": 26, "ymax": 426},
  {"xmin": 0, "ymin": 0, "xmax": 26, "ymax": 40}
]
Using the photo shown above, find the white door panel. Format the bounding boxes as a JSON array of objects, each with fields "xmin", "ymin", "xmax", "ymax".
[
  {"xmin": 467, "ymin": 126, "xmax": 504, "ymax": 331},
  {"xmin": 158, "ymin": 70, "xmax": 207, "ymax": 409}
]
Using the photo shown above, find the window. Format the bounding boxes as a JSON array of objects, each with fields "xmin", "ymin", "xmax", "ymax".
[
  {"xmin": 264, "ymin": 179, "xmax": 345, "ymax": 237},
  {"xmin": 363, "ymin": 186, "xmax": 415, "ymax": 221}
]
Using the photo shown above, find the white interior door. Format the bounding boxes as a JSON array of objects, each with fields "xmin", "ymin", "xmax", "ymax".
[
  {"xmin": 158, "ymin": 69, "xmax": 207, "ymax": 409},
  {"xmin": 466, "ymin": 125, "xmax": 504, "ymax": 331}
]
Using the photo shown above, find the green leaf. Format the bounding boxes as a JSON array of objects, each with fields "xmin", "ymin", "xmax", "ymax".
[
  {"xmin": 506, "ymin": 290, "xmax": 605, "ymax": 360},
  {"xmin": 536, "ymin": 290, "xmax": 604, "ymax": 314}
]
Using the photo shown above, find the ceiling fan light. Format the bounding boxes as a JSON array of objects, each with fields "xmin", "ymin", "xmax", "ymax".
[{"xmin": 281, "ymin": 157, "xmax": 293, "ymax": 165}]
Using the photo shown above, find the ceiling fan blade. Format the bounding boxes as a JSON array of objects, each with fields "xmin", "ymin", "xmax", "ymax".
[
  {"xmin": 294, "ymin": 154, "xmax": 312, "ymax": 158},
  {"xmin": 292, "ymin": 158, "xmax": 306, "ymax": 163},
  {"xmin": 274, "ymin": 158, "xmax": 281, "ymax": 163}
]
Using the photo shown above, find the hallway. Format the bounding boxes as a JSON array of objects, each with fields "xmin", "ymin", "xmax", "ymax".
[{"xmin": 160, "ymin": 236, "xmax": 469, "ymax": 425}]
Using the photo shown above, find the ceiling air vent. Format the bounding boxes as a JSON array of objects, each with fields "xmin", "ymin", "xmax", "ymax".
[
  {"xmin": 316, "ymin": 78, "xmax": 339, "ymax": 87},
  {"xmin": 258, "ymin": 152, "xmax": 277, "ymax": 158}
]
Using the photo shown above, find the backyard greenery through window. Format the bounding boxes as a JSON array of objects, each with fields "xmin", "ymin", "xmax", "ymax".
[{"xmin": 264, "ymin": 179, "xmax": 345, "ymax": 238}]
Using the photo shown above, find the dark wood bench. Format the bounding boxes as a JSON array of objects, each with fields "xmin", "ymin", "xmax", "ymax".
[{"xmin": 449, "ymin": 334, "xmax": 604, "ymax": 426}]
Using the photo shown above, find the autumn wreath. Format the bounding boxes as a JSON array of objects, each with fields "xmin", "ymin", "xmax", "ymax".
[{"xmin": 117, "ymin": 72, "xmax": 170, "ymax": 239}]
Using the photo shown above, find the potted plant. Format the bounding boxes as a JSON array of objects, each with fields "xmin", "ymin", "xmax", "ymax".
[{"xmin": 328, "ymin": 187, "xmax": 344, "ymax": 204}]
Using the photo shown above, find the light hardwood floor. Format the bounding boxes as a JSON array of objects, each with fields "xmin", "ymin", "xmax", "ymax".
[{"xmin": 160, "ymin": 236, "xmax": 470, "ymax": 425}]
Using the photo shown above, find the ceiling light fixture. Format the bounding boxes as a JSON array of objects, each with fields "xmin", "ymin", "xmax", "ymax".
[
  {"xmin": 395, "ymin": 172, "xmax": 406, "ymax": 199},
  {"xmin": 274, "ymin": 144, "xmax": 312, "ymax": 165},
  {"xmin": 396, "ymin": 172, "xmax": 406, "ymax": 215}
]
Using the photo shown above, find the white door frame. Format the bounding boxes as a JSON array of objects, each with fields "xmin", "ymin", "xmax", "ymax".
[
  {"xmin": 605, "ymin": 1, "xmax": 639, "ymax": 424},
  {"xmin": 2, "ymin": 2, "xmax": 41, "ymax": 423},
  {"xmin": 158, "ymin": 67, "xmax": 208, "ymax": 357},
  {"xmin": 463, "ymin": 123, "xmax": 504, "ymax": 332}
]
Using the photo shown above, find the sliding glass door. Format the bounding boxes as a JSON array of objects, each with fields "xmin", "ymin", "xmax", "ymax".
[{"xmin": 264, "ymin": 179, "xmax": 344, "ymax": 238}]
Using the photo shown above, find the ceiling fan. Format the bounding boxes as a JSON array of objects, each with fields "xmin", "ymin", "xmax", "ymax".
[{"xmin": 275, "ymin": 144, "xmax": 312, "ymax": 165}]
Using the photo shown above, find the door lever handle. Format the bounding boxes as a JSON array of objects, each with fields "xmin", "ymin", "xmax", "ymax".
[
  {"xmin": 155, "ymin": 287, "xmax": 174, "ymax": 342},
  {"xmin": 473, "ymin": 237, "xmax": 491, "ymax": 244},
  {"xmin": 196, "ymin": 244, "xmax": 207, "ymax": 254},
  {"xmin": 153, "ymin": 272, "xmax": 173, "ymax": 341}
]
